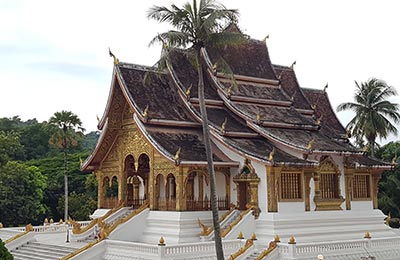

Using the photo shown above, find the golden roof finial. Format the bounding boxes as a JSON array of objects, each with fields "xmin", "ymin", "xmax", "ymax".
[
  {"xmin": 364, "ymin": 231, "xmax": 371, "ymax": 239},
  {"xmin": 262, "ymin": 34, "xmax": 269, "ymax": 44},
  {"xmin": 185, "ymin": 84, "xmax": 192, "ymax": 98},
  {"xmin": 174, "ymin": 147, "xmax": 181, "ymax": 165},
  {"xmin": 288, "ymin": 236, "xmax": 296, "ymax": 244},
  {"xmin": 290, "ymin": 95, "xmax": 295, "ymax": 102},
  {"xmin": 96, "ymin": 114, "xmax": 100, "ymax": 124},
  {"xmin": 108, "ymin": 47, "xmax": 119, "ymax": 65},
  {"xmin": 237, "ymin": 231, "xmax": 244, "ymax": 239},
  {"xmin": 79, "ymin": 157, "xmax": 83, "ymax": 166},
  {"xmin": 278, "ymin": 71, "xmax": 284, "ymax": 80},
  {"xmin": 159, "ymin": 236, "xmax": 165, "ymax": 245},
  {"xmin": 212, "ymin": 63, "xmax": 218, "ymax": 74},
  {"xmin": 316, "ymin": 115, "xmax": 323, "ymax": 126},
  {"xmin": 306, "ymin": 139, "xmax": 314, "ymax": 150},
  {"xmin": 142, "ymin": 105, "xmax": 149, "ymax": 118},
  {"xmin": 274, "ymin": 234, "xmax": 280, "ymax": 243},
  {"xmin": 311, "ymin": 104, "xmax": 317, "ymax": 110},
  {"xmin": 221, "ymin": 117, "xmax": 228, "ymax": 133},
  {"xmin": 256, "ymin": 113, "xmax": 261, "ymax": 123},
  {"xmin": 290, "ymin": 60, "xmax": 296, "ymax": 69},
  {"xmin": 269, "ymin": 148, "xmax": 275, "ymax": 161},
  {"xmin": 324, "ymin": 83, "xmax": 328, "ymax": 92},
  {"xmin": 227, "ymin": 86, "xmax": 232, "ymax": 98}
]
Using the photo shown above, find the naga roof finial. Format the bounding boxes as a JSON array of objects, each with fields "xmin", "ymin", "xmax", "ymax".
[
  {"xmin": 221, "ymin": 117, "xmax": 228, "ymax": 133},
  {"xmin": 324, "ymin": 83, "xmax": 328, "ymax": 92},
  {"xmin": 306, "ymin": 139, "xmax": 314, "ymax": 150},
  {"xmin": 262, "ymin": 34, "xmax": 269, "ymax": 44},
  {"xmin": 174, "ymin": 147, "xmax": 181, "ymax": 165},
  {"xmin": 185, "ymin": 84, "xmax": 192, "ymax": 100},
  {"xmin": 269, "ymin": 148, "xmax": 275, "ymax": 161},
  {"xmin": 142, "ymin": 105, "xmax": 149, "ymax": 118},
  {"xmin": 108, "ymin": 48, "xmax": 119, "ymax": 65},
  {"xmin": 290, "ymin": 60, "xmax": 296, "ymax": 69}
]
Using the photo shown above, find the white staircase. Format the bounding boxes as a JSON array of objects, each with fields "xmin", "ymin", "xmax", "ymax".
[{"xmin": 11, "ymin": 241, "xmax": 79, "ymax": 260}]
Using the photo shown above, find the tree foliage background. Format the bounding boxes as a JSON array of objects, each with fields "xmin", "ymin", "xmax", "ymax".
[{"xmin": 0, "ymin": 115, "xmax": 98, "ymax": 227}]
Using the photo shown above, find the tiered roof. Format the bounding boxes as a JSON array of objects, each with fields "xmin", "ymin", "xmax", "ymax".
[{"xmin": 82, "ymin": 26, "xmax": 390, "ymax": 171}]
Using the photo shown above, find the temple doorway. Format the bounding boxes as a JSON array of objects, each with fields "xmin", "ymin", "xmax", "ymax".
[
  {"xmin": 238, "ymin": 182, "xmax": 250, "ymax": 210},
  {"xmin": 124, "ymin": 154, "xmax": 149, "ymax": 208}
]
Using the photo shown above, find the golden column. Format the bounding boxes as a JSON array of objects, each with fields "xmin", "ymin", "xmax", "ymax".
[
  {"xmin": 303, "ymin": 170, "xmax": 313, "ymax": 211},
  {"xmin": 344, "ymin": 168, "xmax": 354, "ymax": 210}
]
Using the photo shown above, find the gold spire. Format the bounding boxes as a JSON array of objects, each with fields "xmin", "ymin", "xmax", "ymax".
[
  {"xmin": 269, "ymin": 148, "xmax": 275, "ymax": 161},
  {"xmin": 290, "ymin": 60, "xmax": 296, "ymax": 69},
  {"xmin": 96, "ymin": 114, "xmax": 100, "ymax": 124},
  {"xmin": 108, "ymin": 48, "xmax": 119, "ymax": 65},
  {"xmin": 79, "ymin": 157, "xmax": 83, "ymax": 166},
  {"xmin": 290, "ymin": 95, "xmax": 295, "ymax": 102},
  {"xmin": 237, "ymin": 231, "xmax": 244, "ymax": 239},
  {"xmin": 227, "ymin": 86, "xmax": 232, "ymax": 97},
  {"xmin": 158, "ymin": 236, "xmax": 165, "ymax": 245},
  {"xmin": 142, "ymin": 105, "xmax": 149, "ymax": 118},
  {"xmin": 212, "ymin": 63, "xmax": 218, "ymax": 74},
  {"xmin": 221, "ymin": 117, "xmax": 228, "ymax": 133},
  {"xmin": 364, "ymin": 231, "xmax": 371, "ymax": 239},
  {"xmin": 306, "ymin": 139, "xmax": 314, "ymax": 150},
  {"xmin": 311, "ymin": 104, "xmax": 317, "ymax": 110}
]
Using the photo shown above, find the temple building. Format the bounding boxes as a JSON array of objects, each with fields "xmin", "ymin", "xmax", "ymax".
[{"xmin": 3, "ymin": 24, "xmax": 400, "ymax": 260}]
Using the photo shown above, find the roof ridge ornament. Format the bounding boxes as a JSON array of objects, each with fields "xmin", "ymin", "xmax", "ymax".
[
  {"xmin": 262, "ymin": 34, "xmax": 269, "ymax": 45},
  {"xmin": 221, "ymin": 117, "xmax": 228, "ymax": 135},
  {"xmin": 185, "ymin": 84, "xmax": 192, "ymax": 100},
  {"xmin": 290, "ymin": 60, "xmax": 296, "ymax": 70},
  {"xmin": 306, "ymin": 139, "xmax": 314, "ymax": 151},
  {"xmin": 268, "ymin": 148, "xmax": 275, "ymax": 161},
  {"xmin": 108, "ymin": 48, "xmax": 119, "ymax": 65},
  {"xmin": 316, "ymin": 115, "xmax": 323, "ymax": 126},
  {"xmin": 174, "ymin": 147, "xmax": 181, "ymax": 165},
  {"xmin": 324, "ymin": 83, "xmax": 328, "ymax": 92}
]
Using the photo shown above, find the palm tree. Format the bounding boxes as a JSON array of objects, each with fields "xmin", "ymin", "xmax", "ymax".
[
  {"xmin": 337, "ymin": 78, "xmax": 400, "ymax": 157},
  {"xmin": 148, "ymin": 1, "xmax": 243, "ymax": 258},
  {"xmin": 49, "ymin": 110, "xmax": 85, "ymax": 241}
]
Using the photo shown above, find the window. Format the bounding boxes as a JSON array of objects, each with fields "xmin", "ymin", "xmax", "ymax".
[
  {"xmin": 353, "ymin": 174, "xmax": 370, "ymax": 199},
  {"xmin": 280, "ymin": 172, "xmax": 302, "ymax": 200},
  {"xmin": 320, "ymin": 173, "xmax": 340, "ymax": 199}
]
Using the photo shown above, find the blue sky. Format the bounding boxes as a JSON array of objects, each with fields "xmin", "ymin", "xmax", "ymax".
[{"xmin": 1, "ymin": 0, "xmax": 399, "ymax": 144}]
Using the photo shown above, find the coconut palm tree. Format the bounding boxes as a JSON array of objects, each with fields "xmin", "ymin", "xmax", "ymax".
[
  {"xmin": 148, "ymin": 1, "xmax": 243, "ymax": 258},
  {"xmin": 49, "ymin": 110, "xmax": 85, "ymax": 241},
  {"xmin": 337, "ymin": 78, "xmax": 400, "ymax": 157}
]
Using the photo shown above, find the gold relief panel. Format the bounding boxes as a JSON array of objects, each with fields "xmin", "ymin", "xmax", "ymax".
[
  {"xmin": 318, "ymin": 156, "xmax": 340, "ymax": 174},
  {"xmin": 153, "ymin": 159, "xmax": 177, "ymax": 176}
]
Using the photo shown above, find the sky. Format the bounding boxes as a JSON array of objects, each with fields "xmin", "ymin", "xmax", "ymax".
[{"xmin": 1, "ymin": 0, "xmax": 399, "ymax": 144}]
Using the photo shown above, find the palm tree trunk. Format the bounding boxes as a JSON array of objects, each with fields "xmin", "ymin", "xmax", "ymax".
[
  {"xmin": 196, "ymin": 48, "xmax": 224, "ymax": 260},
  {"xmin": 63, "ymin": 136, "xmax": 69, "ymax": 242}
]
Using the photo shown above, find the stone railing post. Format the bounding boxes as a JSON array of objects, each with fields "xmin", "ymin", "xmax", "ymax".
[
  {"xmin": 158, "ymin": 237, "xmax": 166, "ymax": 259},
  {"xmin": 364, "ymin": 232, "xmax": 372, "ymax": 249},
  {"xmin": 288, "ymin": 236, "xmax": 297, "ymax": 259}
]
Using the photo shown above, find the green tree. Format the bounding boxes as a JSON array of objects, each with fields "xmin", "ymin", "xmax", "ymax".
[
  {"xmin": 0, "ymin": 238, "xmax": 13, "ymax": 260},
  {"xmin": 0, "ymin": 162, "xmax": 47, "ymax": 226},
  {"xmin": 337, "ymin": 78, "xmax": 400, "ymax": 157},
  {"xmin": 148, "ymin": 1, "xmax": 242, "ymax": 258},
  {"xmin": 57, "ymin": 192, "xmax": 97, "ymax": 221},
  {"xmin": 0, "ymin": 131, "xmax": 23, "ymax": 165},
  {"xmin": 49, "ymin": 111, "xmax": 85, "ymax": 224}
]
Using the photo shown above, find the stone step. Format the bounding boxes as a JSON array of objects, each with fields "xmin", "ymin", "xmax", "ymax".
[
  {"xmin": 12, "ymin": 249, "xmax": 64, "ymax": 260},
  {"xmin": 28, "ymin": 241, "xmax": 79, "ymax": 251},
  {"xmin": 11, "ymin": 251, "xmax": 56, "ymax": 260},
  {"xmin": 16, "ymin": 246, "xmax": 68, "ymax": 257}
]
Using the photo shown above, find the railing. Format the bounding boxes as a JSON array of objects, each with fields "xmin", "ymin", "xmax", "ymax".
[
  {"xmin": 62, "ymin": 202, "xmax": 150, "ymax": 260},
  {"xmin": 199, "ymin": 207, "xmax": 237, "ymax": 237},
  {"xmin": 276, "ymin": 236, "xmax": 400, "ymax": 259},
  {"xmin": 156, "ymin": 199, "xmax": 176, "ymax": 211},
  {"xmin": 103, "ymin": 197, "xmax": 119, "ymax": 209},
  {"xmin": 228, "ymin": 239, "xmax": 254, "ymax": 260},
  {"xmin": 255, "ymin": 241, "xmax": 277, "ymax": 260},
  {"xmin": 128, "ymin": 197, "xmax": 146, "ymax": 209},
  {"xmin": 186, "ymin": 196, "xmax": 229, "ymax": 211},
  {"xmin": 221, "ymin": 208, "xmax": 252, "ymax": 237}
]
